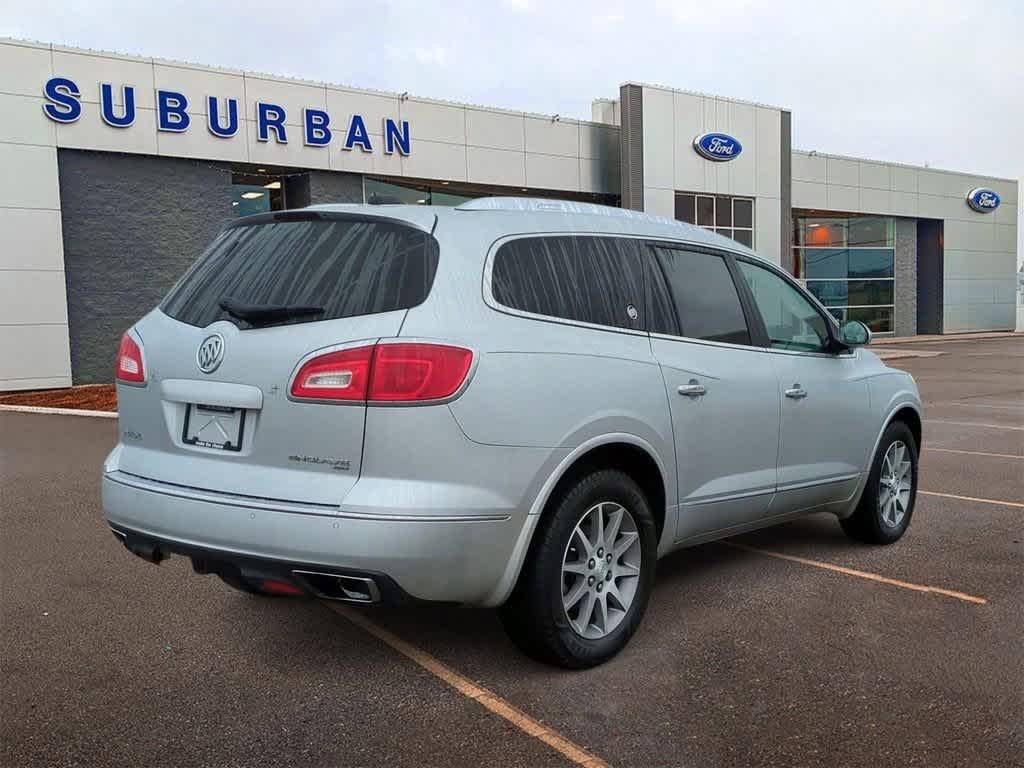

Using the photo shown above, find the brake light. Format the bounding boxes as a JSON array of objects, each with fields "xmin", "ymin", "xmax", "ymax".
[
  {"xmin": 369, "ymin": 343, "xmax": 473, "ymax": 401},
  {"xmin": 116, "ymin": 333, "xmax": 146, "ymax": 384},
  {"xmin": 291, "ymin": 343, "xmax": 473, "ymax": 403},
  {"xmin": 289, "ymin": 346, "xmax": 373, "ymax": 401}
]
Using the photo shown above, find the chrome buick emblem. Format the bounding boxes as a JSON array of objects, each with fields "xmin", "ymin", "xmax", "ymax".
[{"xmin": 196, "ymin": 333, "xmax": 225, "ymax": 374}]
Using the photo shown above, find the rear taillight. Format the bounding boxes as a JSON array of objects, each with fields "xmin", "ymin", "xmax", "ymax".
[
  {"xmin": 289, "ymin": 346, "xmax": 373, "ymax": 401},
  {"xmin": 291, "ymin": 343, "xmax": 473, "ymax": 403},
  {"xmin": 116, "ymin": 332, "xmax": 146, "ymax": 384}
]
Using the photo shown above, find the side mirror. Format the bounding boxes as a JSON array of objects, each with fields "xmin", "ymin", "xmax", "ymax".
[{"xmin": 839, "ymin": 320, "xmax": 872, "ymax": 347}]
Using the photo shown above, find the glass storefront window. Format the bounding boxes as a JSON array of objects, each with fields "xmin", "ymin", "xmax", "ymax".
[
  {"xmin": 795, "ymin": 213, "xmax": 896, "ymax": 334},
  {"xmin": 806, "ymin": 280, "xmax": 895, "ymax": 307},
  {"xmin": 801, "ymin": 248, "xmax": 895, "ymax": 280},
  {"xmin": 674, "ymin": 193, "xmax": 755, "ymax": 247},
  {"xmin": 232, "ymin": 184, "xmax": 271, "ymax": 217}
]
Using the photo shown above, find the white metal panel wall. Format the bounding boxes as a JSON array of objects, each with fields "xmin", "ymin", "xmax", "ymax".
[
  {"xmin": 0, "ymin": 37, "xmax": 623, "ymax": 390},
  {"xmin": 792, "ymin": 150, "xmax": 1019, "ymax": 333},
  {"xmin": 637, "ymin": 83, "xmax": 785, "ymax": 264},
  {"xmin": 0, "ymin": 40, "xmax": 71, "ymax": 390}
]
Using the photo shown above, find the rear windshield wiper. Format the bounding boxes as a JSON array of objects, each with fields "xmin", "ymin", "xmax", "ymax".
[{"xmin": 218, "ymin": 298, "xmax": 324, "ymax": 327}]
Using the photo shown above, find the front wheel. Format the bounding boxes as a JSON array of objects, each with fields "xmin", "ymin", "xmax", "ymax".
[
  {"xmin": 841, "ymin": 420, "xmax": 918, "ymax": 545},
  {"xmin": 500, "ymin": 469, "xmax": 657, "ymax": 669}
]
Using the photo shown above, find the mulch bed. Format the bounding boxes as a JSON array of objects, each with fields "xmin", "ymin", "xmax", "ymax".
[{"xmin": 0, "ymin": 384, "xmax": 118, "ymax": 412}]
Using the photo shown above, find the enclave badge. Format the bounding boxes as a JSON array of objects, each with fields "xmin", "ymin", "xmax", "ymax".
[{"xmin": 196, "ymin": 333, "xmax": 225, "ymax": 374}]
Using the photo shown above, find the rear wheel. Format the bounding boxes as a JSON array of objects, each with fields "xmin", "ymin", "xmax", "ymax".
[
  {"xmin": 500, "ymin": 469, "xmax": 657, "ymax": 668},
  {"xmin": 840, "ymin": 420, "xmax": 918, "ymax": 544}
]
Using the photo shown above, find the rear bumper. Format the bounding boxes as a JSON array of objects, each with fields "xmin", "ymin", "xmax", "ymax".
[{"xmin": 101, "ymin": 471, "xmax": 530, "ymax": 605}]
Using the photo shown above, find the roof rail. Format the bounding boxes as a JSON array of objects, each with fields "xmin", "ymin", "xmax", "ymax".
[{"xmin": 454, "ymin": 196, "xmax": 684, "ymax": 227}]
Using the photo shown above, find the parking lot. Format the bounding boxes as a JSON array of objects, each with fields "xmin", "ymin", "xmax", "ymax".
[{"xmin": 1, "ymin": 336, "xmax": 1021, "ymax": 768}]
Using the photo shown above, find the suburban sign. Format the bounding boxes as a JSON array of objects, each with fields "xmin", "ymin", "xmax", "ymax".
[
  {"xmin": 41, "ymin": 76, "xmax": 412, "ymax": 155},
  {"xmin": 966, "ymin": 187, "xmax": 1001, "ymax": 213},
  {"xmin": 693, "ymin": 132, "xmax": 742, "ymax": 162}
]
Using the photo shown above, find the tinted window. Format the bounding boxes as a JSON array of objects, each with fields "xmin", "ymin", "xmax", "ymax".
[
  {"xmin": 491, "ymin": 236, "xmax": 644, "ymax": 330},
  {"xmin": 802, "ymin": 248, "xmax": 894, "ymax": 279},
  {"xmin": 650, "ymin": 247, "xmax": 751, "ymax": 345},
  {"xmin": 737, "ymin": 260, "xmax": 830, "ymax": 352},
  {"xmin": 161, "ymin": 217, "xmax": 439, "ymax": 329}
]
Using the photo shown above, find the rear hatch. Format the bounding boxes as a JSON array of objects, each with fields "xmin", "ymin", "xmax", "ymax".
[{"xmin": 115, "ymin": 209, "xmax": 439, "ymax": 505}]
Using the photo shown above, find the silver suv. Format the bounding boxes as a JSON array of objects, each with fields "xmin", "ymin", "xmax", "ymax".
[{"xmin": 103, "ymin": 198, "xmax": 922, "ymax": 668}]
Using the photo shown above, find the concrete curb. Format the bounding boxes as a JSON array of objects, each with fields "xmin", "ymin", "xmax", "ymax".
[{"xmin": 0, "ymin": 404, "xmax": 118, "ymax": 419}]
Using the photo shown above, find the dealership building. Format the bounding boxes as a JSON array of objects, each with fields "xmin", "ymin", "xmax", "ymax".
[{"xmin": 0, "ymin": 37, "xmax": 1019, "ymax": 391}]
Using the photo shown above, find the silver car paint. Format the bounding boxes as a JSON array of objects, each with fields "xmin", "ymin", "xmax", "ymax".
[{"xmin": 102, "ymin": 200, "xmax": 922, "ymax": 607}]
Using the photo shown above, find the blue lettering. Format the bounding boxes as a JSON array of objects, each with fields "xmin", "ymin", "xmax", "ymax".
[
  {"xmin": 157, "ymin": 90, "xmax": 190, "ymax": 132},
  {"xmin": 257, "ymin": 102, "xmax": 288, "ymax": 143},
  {"xmin": 42, "ymin": 77, "xmax": 82, "ymax": 123},
  {"xmin": 100, "ymin": 83, "xmax": 136, "ymax": 128},
  {"xmin": 344, "ymin": 114, "xmax": 373, "ymax": 151},
  {"xmin": 383, "ymin": 118, "xmax": 411, "ymax": 155},
  {"xmin": 303, "ymin": 108, "xmax": 332, "ymax": 146},
  {"xmin": 207, "ymin": 97, "xmax": 239, "ymax": 138}
]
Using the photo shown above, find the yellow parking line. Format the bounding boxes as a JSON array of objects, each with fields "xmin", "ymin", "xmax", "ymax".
[
  {"xmin": 327, "ymin": 603, "xmax": 609, "ymax": 768},
  {"xmin": 723, "ymin": 542, "xmax": 987, "ymax": 605},
  {"xmin": 927, "ymin": 447, "xmax": 1022, "ymax": 460},
  {"xmin": 919, "ymin": 490, "xmax": 1024, "ymax": 509}
]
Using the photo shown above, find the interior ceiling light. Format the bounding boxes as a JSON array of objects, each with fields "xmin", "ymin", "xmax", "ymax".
[
  {"xmin": 257, "ymin": 168, "xmax": 268, "ymax": 172},
  {"xmin": 240, "ymin": 191, "xmax": 265, "ymax": 200},
  {"xmin": 263, "ymin": 181, "xmax": 281, "ymax": 189}
]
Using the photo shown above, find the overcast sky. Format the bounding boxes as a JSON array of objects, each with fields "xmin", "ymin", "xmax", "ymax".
[{"xmin": 4, "ymin": 0, "xmax": 1021, "ymax": 262}]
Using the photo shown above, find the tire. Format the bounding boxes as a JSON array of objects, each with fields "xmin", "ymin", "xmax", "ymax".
[
  {"xmin": 840, "ymin": 420, "xmax": 918, "ymax": 545},
  {"xmin": 500, "ymin": 469, "xmax": 658, "ymax": 669}
]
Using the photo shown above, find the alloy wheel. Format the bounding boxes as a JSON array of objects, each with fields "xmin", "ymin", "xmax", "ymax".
[
  {"xmin": 561, "ymin": 501, "xmax": 642, "ymax": 639},
  {"xmin": 878, "ymin": 440, "xmax": 913, "ymax": 528}
]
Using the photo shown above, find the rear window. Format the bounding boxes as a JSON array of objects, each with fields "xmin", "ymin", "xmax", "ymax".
[
  {"xmin": 491, "ymin": 236, "xmax": 644, "ymax": 330},
  {"xmin": 161, "ymin": 217, "xmax": 439, "ymax": 328}
]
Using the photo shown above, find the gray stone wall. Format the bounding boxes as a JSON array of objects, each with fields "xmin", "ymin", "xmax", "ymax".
[
  {"xmin": 308, "ymin": 170, "xmax": 364, "ymax": 205},
  {"xmin": 894, "ymin": 218, "xmax": 918, "ymax": 337},
  {"xmin": 58, "ymin": 150, "xmax": 233, "ymax": 383}
]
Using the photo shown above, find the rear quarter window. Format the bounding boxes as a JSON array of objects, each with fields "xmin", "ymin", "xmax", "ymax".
[
  {"xmin": 161, "ymin": 216, "xmax": 439, "ymax": 328},
  {"xmin": 490, "ymin": 235, "xmax": 644, "ymax": 331}
]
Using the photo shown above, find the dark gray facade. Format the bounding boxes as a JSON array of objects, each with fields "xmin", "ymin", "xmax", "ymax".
[
  {"xmin": 57, "ymin": 151, "xmax": 366, "ymax": 384},
  {"xmin": 619, "ymin": 84, "xmax": 644, "ymax": 212},
  {"xmin": 894, "ymin": 219, "xmax": 918, "ymax": 337},
  {"xmin": 58, "ymin": 150, "xmax": 234, "ymax": 383},
  {"xmin": 309, "ymin": 170, "xmax": 364, "ymax": 205}
]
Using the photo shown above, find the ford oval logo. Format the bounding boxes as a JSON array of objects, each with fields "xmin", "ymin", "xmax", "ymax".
[
  {"xmin": 966, "ymin": 187, "xmax": 1000, "ymax": 213},
  {"xmin": 196, "ymin": 333, "xmax": 225, "ymax": 374},
  {"xmin": 693, "ymin": 132, "xmax": 743, "ymax": 162}
]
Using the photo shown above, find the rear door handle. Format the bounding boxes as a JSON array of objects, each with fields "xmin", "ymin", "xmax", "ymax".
[
  {"xmin": 678, "ymin": 380, "xmax": 706, "ymax": 398},
  {"xmin": 785, "ymin": 385, "xmax": 807, "ymax": 399}
]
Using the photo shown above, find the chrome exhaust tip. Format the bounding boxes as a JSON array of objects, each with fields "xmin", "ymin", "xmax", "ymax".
[{"xmin": 291, "ymin": 570, "xmax": 381, "ymax": 604}]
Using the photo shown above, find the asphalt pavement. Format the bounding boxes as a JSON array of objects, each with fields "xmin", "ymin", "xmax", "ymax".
[{"xmin": 1, "ymin": 336, "xmax": 1021, "ymax": 767}]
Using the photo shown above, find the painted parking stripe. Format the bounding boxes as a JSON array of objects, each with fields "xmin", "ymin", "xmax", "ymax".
[
  {"xmin": 0, "ymin": 404, "xmax": 118, "ymax": 419},
  {"xmin": 723, "ymin": 542, "xmax": 987, "ymax": 605},
  {"xmin": 327, "ymin": 603, "xmax": 609, "ymax": 768},
  {"xmin": 927, "ymin": 447, "xmax": 1022, "ymax": 460},
  {"xmin": 925, "ymin": 419, "xmax": 1024, "ymax": 432},
  {"xmin": 919, "ymin": 490, "xmax": 1024, "ymax": 509}
]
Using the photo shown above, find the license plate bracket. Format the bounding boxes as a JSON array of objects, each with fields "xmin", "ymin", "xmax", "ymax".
[{"xmin": 182, "ymin": 404, "xmax": 246, "ymax": 452}]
